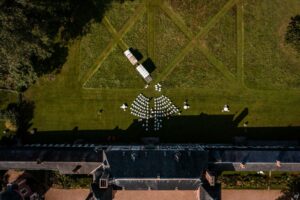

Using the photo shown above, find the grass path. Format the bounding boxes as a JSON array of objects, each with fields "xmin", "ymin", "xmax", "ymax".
[
  {"xmin": 102, "ymin": 17, "xmax": 128, "ymax": 51},
  {"xmin": 160, "ymin": 1, "xmax": 237, "ymax": 82},
  {"xmin": 155, "ymin": 0, "xmax": 238, "ymax": 84},
  {"xmin": 198, "ymin": 47, "xmax": 236, "ymax": 82},
  {"xmin": 160, "ymin": 2, "xmax": 193, "ymax": 39},
  {"xmin": 237, "ymin": 1, "xmax": 245, "ymax": 86},
  {"xmin": 147, "ymin": 1, "xmax": 155, "ymax": 58},
  {"xmin": 81, "ymin": 3, "xmax": 146, "ymax": 87},
  {"xmin": 74, "ymin": 40, "xmax": 82, "ymax": 81}
]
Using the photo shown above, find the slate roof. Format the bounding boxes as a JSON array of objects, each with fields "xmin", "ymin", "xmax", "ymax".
[
  {"xmin": 0, "ymin": 146, "xmax": 102, "ymax": 162},
  {"xmin": 0, "ymin": 147, "xmax": 103, "ymax": 174},
  {"xmin": 0, "ymin": 145, "xmax": 300, "ymax": 176},
  {"xmin": 209, "ymin": 162, "xmax": 300, "ymax": 171},
  {"xmin": 105, "ymin": 146, "xmax": 208, "ymax": 179},
  {"xmin": 208, "ymin": 149, "xmax": 300, "ymax": 163},
  {"xmin": 208, "ymin": 148, "xmax": 300, "ymax": 171}
]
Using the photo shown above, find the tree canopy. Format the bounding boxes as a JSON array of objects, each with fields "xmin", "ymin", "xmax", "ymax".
[
  {"xmin": 0, "ymin": 0, "xmax": 113, "ymax": 91},
  {"xmin": 285, "ymin": 15, "xmax": 300, "ymax": 53},
  {"xmin": 277, "ymin": 176, "xmax": 300, "ymax": 200}
]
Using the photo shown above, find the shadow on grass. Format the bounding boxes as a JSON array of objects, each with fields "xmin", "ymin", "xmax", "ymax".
[
  {"xmin": 24, "ymin": 108, "xmax": 300, "ymax": 144},
  {"xmin": 32, "ymin": 44, "xmax": 68, "ymax": 76},
  {"xmin": 129, "ymin": 48, "xmax": 143, "ymax": 61},
  {"xmin": 128, "ymin": 47, "xmax": 157, "ymax": 73},
  {"xmin": 142, "ymin": 58, "xmax": 156, "ymax": 73},
  {"xmin": 5, "ymin": 95, "xmax": 35, "ymax": 137}
]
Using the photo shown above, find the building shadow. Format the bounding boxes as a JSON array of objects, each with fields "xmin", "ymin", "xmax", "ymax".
[
  {"xmin": 24, "ymin": 108, "xmax": 300, "ymax": 144},
  {"xmin": 32, "ymin": 44, "xmax": 68, "ymax": 76},
  {"xmin": 232, "ymin": 107, "xmax": 248, "ymax": 126}
]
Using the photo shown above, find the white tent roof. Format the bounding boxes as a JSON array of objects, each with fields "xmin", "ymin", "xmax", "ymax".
[
  {"xmin": 124, "ymin": 49, "xmax": 138, "ymax": 65},
  {"xmin": 136, "ymin": 64, "xmax": 150, "ymax": 79}
]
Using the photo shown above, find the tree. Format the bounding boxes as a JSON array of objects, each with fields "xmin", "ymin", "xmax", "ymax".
[
  {"xmin": 285, "ymin": 15, "xmax": 300, "ymax": 53},
  {"xmin": 0, "ymin": 0, "xmax": 113, "ymax": 91},
  {"xmin": 277, "ymin": 176, "xmax": 300, "ymax": 200}
]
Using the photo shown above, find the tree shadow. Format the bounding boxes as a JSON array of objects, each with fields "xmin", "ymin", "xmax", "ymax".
[
  {"xmin": 16, "ymin": 101, "xmax": 35, "ymax": 137},
  {"xmin": 142, "ymin": 58, "xmax": 156, "ymax": 73},
  {"xmin": 32, "ymin": 44, "xmax": 68, "ymax": 76},
  {"xmin": 6, "ymin": 96, "xmax": 35, "ymax": 138},
  {"xmin": 285, "ymin": 15, "xmax": 300, "ymax": 52}
]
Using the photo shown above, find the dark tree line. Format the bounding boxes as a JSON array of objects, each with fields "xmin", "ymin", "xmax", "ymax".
[
  {"xmin": 286, "ymin": 15, "xmax": 300, "ymax": 53},
  {"xmin": 0, "ymin": 0, "xmax": 114, "ymax": 91}
]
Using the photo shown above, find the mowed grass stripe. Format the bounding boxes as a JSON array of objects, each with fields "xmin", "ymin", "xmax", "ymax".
[
  {"xmin": 237, "ymin": 1, "xmax": 245, "ymax": 86},
  {"xmin": 155, "ymin": 0, "xmax": 238, "ymax": 83},
  {"xmin": 67, "ymin": 40, "xmax": 82, "ymax": 88},
  {"xmin": 102, "ymin": 16, "xmax": 128, "ymax": 50},
  {"xmin": 198, "ymin": 0, "xmax": 238, "ymax": 37},
  {"xmin": 81, "ymin": 3, "xmax": 146, "ymax": 87},
  {"xmin": 147, "ymin": 1, "xmax": 155, "ymax": 58},
  {"xmin": 160, "ymin": 1, "xmax": 236, "ymax": 82},
  {"xmin": 160, "ymin": 2, "xmax": 193, "ymax": 39},
  {"xmin": 74, "ymin": 40, "xmax": 82, "ymax": 81},
  {"xmin": 199, "ymin": 47, "xmax": 236, "ymax": 82}
]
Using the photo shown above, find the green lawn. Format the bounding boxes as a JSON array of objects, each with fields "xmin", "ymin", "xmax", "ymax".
[
  {"xmin": 105, "ymin": 0, "xmax": 142, "ymax": 32},
  {"xmin": 79, "ymin": 23, "xmax": 112, "ymax": 79},
  {"xmin": 1, "ymin": 0, "xmax": 299, "ymax": 142},
  {"xmin": 153, "ymin": 10, "xmax": 189, "ymax": 77},
  {"xmin": 168, "ymin": 0, "xmax": 228, "ymax": 33},
  {"xmin": 85, "ymin": 46, "xmax": 144, "ymax": 88},
  {"xmin": 244, "ymin": 0, "xmax": 300, "ymax": 89},
  {"xmin": 206, "ymin": 6, "xmax": 237, "ymax": 75},
  {"xmin": 122, "ymin": 10, "xmax": 148, "ymax": 60},
  {"xmin": 163, "ymin": 49, "xmax": 228, "ymax": 89}
]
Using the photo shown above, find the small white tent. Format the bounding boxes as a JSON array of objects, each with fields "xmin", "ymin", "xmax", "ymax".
[{"xmin": 136, "ymin": 64, "xmax": 152, "ymax": 83}]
